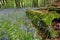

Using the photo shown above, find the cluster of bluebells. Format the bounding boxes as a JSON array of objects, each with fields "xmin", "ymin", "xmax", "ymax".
[
  {"xmin": 0, "ymin": 9, "xmax": 41, "ymax": 40},
  {"xmin": 20, "ymin": 23, "xmax": 38, "ymax": 39}
]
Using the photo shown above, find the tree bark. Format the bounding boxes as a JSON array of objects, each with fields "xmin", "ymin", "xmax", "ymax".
[
  {"xmin": 33, "ymin": 0, "xmax": 38, "ymax": 7},
  {"xmin": 15, "ymin": 0, "xmax": 20, "ymax": 8}
]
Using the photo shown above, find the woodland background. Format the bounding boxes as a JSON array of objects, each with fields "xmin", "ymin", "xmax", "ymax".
[{"xmin": 0, "ymin": 0, "xmax": 56, "ymax": 8}]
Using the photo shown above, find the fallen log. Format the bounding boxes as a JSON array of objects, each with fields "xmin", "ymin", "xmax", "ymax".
[{"xmin": 26, "ymin": 9, "xmax": 60, "ymax": 40}]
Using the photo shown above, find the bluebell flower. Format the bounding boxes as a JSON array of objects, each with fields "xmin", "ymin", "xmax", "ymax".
[
  {"xmin": 20, "ymin": 24, "xmax": 27, "ymax": 31},
  {"xmin": 29, "ymin": 28, "xmax": 33, "ymax": 32},
  {"xmin": 23, "ymin": 27, "xmax": 27, "ymax": 31},
  {"xmin": 29, "ymin": 28, "xmax": 35, "ymax": 33}
]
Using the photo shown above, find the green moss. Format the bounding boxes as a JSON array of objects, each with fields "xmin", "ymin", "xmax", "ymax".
[
  {"xmin": 26, "ymin": 9, "xmax": 60, "ymax": 38},
  {"xmin": 26, "ymin": 9, "xmax": 60, "ymax": 26}
]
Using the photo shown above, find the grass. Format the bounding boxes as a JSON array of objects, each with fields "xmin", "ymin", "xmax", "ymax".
[{"xmin": 0, "ymin": 9, "xmax": 42, "ymax": 40}]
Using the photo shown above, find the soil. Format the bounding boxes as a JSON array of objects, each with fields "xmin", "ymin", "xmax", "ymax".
[
  {"xmin": 52, "ymin": 18, "xmax": 60, "ymax": 31},
  {"xmin": 37, "ymin": 18, "xmax": 60, "ymax": 40},
  {"xmin": 51, "ymin": 18, "xmax": 60, "ymax": 40},
  {"xmin": 52, "ymin": 0, "xmax": 60, "ymax": 8}
]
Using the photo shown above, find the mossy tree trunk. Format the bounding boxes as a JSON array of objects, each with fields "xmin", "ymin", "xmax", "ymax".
[{"xmin": 26, "ymin": 9, "xmax": 60, "ymax": 39}]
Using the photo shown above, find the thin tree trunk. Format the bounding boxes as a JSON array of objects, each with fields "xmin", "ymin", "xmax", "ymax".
[
  {"xmin": 2, "ymin": 0, "xmax": 5, "ymax": 7},
  {"xmin": 15, "ymin": 0, "xmax": 20, "ymax": 8},
  {"xmin": 0, "ymin": 0, "xmax": 2, "ymax": 8},
  {"xmin": 33, "ymin": 0, "xmax": 38, "ymax": 7}
]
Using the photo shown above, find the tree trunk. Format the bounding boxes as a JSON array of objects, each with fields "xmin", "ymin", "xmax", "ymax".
[
  {"xmin": 33, "ymin": 0, "xmax": 38, "ymax": 7},
  {"xmin": 15, "ymin": 0, "xmax": 20, "ymax": 8}
]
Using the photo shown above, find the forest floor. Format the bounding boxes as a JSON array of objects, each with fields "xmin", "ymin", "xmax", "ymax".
[{"xmin": 0, "ymin": 8, "xmax": 42, "ymax": 40}]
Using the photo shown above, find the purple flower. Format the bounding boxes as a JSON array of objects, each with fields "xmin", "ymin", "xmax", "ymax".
[
  {"xmin": 23, "ymin": 27, "xmax": 27, "ymax": 31},
  {"xmin": 29, "ymin": 28, "xmax": 35, "ymax": 33},
  {"xmin": 20, "ymin": 24, "xmax": 27, "ymax": 31}
]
